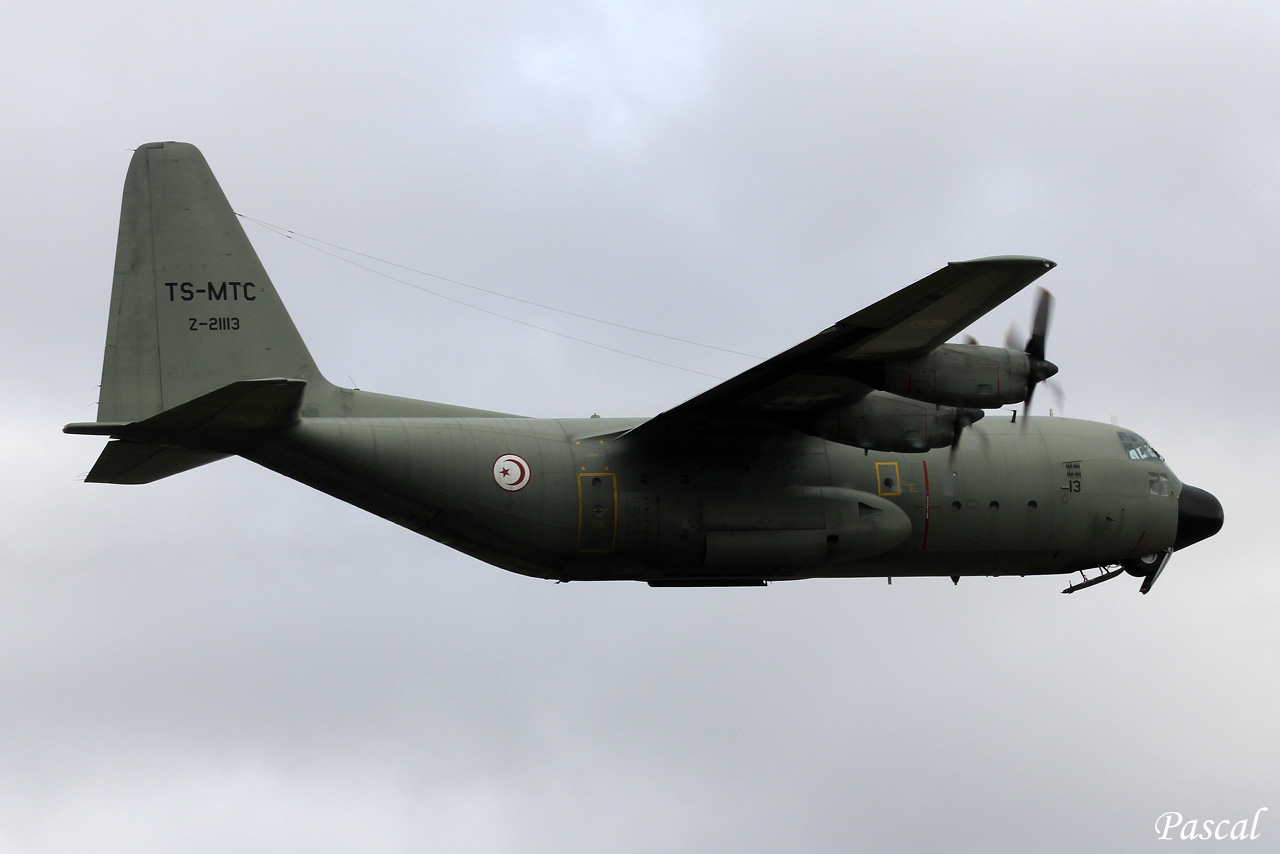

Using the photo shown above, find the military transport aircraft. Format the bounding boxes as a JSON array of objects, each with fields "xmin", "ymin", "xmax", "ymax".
[{"xmin": 66, "ymin": 142, "xmax": 1223, "ymax": 593}]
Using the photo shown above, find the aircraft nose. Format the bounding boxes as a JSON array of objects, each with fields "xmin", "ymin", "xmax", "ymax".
[{"xmin": 1174, "ymin": 484, "xmax": 1224, "ymax": 551}]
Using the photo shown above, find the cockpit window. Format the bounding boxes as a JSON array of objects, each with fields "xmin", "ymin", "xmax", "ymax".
[
  {"xmin": 1119, "ymin": 431, "xmax": 1163, "ymax": 461},
  {"xmin": 1149, "ymin": 472, "xmax": 1170, "ymax": 496}
]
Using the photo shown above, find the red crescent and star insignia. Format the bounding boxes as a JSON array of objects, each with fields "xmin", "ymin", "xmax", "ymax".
[{"xmin": 493, "ymin": 453, "xmax": 531, "ymax": 491}]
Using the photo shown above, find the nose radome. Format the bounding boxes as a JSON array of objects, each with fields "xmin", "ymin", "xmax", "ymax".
[{"xmin": 1175, "ymin": 484, "xmax": 1224, "ymax": 551}]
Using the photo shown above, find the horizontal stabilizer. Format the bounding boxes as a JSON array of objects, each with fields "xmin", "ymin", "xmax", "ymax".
[
  {"xmin": 85, "ymin": 442, "xmax": 229, "ymax": 484},
  {"xmin": 67, "ymin": 378, "xmax": 306, "ymax": 442},
  {"xmin": 132, "ymin": 377, "xmax": 306, "ymax": 434},
  {"xmin": 68, "ymin": 378, "xmax": 307, "ymax": 483}
]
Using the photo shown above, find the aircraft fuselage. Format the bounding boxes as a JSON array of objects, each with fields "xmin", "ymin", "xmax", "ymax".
[{"xmin": 246, "ymin": 411, "xmax": 1180, "ymax": 584}]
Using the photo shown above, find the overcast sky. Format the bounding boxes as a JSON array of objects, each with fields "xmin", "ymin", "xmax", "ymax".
[{"xmin": 3, "ymin": 1, "xmax": 1277, "ymax": 851}]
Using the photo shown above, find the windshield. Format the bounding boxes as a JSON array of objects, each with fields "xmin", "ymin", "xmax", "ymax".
[{"xmin": 1118, "ymin": 431, "xmax": 1163, "ymax": 461}]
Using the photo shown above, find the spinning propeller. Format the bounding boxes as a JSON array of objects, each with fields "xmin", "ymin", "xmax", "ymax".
[
  {"xmin": 948, "ymin": 289, "xmax": 1061, "ymax": 479},
  {"xmin": 1006, "ymin": 288, "xmax": 1062, "ymax": 423},
  {"xmin": 944, "ymin": 404, "xmax": 986, "ymax": 496}
]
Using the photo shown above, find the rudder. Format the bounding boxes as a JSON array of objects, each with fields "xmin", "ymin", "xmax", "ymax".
[{"xmin": 98, "ymin": 141, "xmax": 327, "ymax": 422}]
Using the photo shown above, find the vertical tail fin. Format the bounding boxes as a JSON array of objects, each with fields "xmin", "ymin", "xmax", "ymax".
[
  {"xmin": 98, "ymin": 141, "xmax": 328, "ymax": 422},
  {"xmin": 70, "ymin": 142, "xmax": 503, "ymax": 483}
]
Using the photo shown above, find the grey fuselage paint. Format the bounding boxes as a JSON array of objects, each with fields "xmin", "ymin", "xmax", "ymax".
[{"xmin": 242, "ymin": 411, "xmax": 1179, "ymax": 583}]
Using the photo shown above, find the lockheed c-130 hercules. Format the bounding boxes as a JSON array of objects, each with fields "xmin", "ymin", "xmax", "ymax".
[{"xmin": 66, "ymin": 142, "xmax": 1223, "ymax": 594}]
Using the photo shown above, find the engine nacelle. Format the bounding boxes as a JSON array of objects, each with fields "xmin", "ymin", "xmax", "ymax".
[
  {"xmin": 805, "ymin": 391, "xmax": 979, "ymax": 453},
  {"xmin": 878, "ymin": 343, "xmax": 1029, "ymax": 408}
]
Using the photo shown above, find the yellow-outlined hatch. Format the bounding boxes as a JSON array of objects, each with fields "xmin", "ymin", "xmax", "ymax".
[
  {"xmin": 577, "ymin": 472, "xmax": 617, "ymax": 552},
  {"xmin": 876, "ymin": 461, "xmax": 901, "ymax": 496}
]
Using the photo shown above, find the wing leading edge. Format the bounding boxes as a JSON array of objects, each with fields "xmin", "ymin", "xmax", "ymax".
[{"xmin": 623, "ymin": 256, "xmax": 1055, "ymax": 440}]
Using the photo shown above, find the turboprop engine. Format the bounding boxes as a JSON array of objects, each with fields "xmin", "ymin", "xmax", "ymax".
[
  {"xmin": 877, "ymin": 343, "xmax": 1037, "ymax": 408},
  {"xmin": 873, "ymin": 287, "xmax": 1059, "ymax": 414},
  {"xmin": 804, "ymin": 391, "xmax": 983, "ymax": 453}
]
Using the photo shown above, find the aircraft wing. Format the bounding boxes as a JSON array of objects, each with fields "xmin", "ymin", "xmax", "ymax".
[{"xmin": 623, "ymin": 255, "xmax": 1055, "ymax": 440}]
